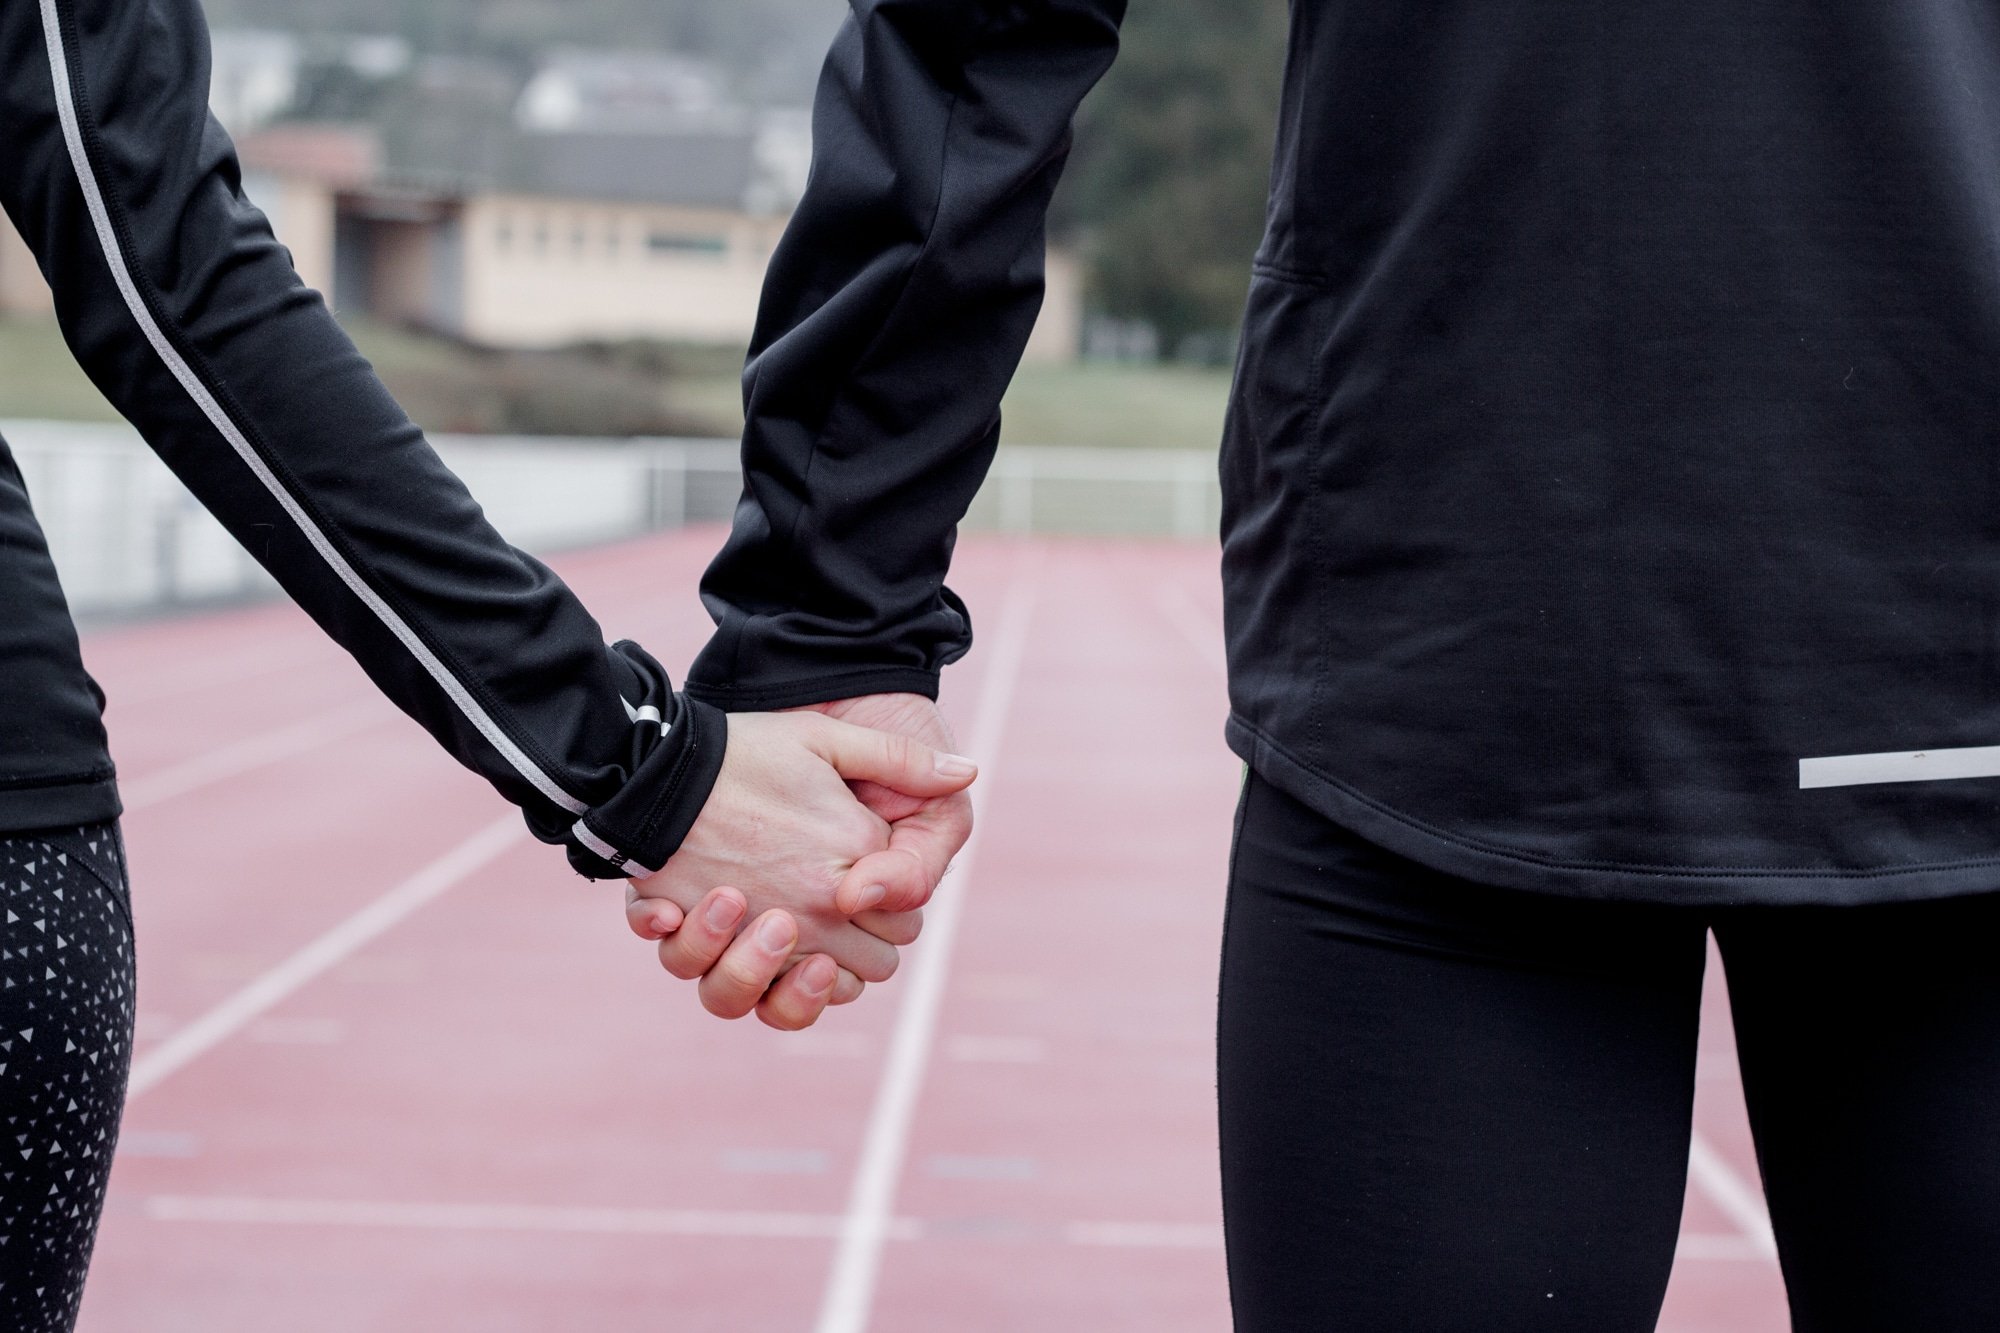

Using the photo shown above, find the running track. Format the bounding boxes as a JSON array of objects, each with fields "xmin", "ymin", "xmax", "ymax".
[{"xmin": 70, "ymin": 529, "xmax": 1789, "ymax": 1331}]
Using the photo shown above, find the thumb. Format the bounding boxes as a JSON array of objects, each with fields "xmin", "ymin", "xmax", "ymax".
[{"xmin": 805, "ymin": 717, "xmax": 977, "ymax": 798}]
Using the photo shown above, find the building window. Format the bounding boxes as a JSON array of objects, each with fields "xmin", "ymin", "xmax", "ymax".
[
  {"xmin": 646, "ymin": 231, "xmax": 728, "ymax": 258},
  {"xmin": 495, "ymin": 216, "xmax": 513, "ymax": 252}
]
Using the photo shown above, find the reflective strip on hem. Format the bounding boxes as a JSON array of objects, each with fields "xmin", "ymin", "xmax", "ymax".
[
  {"xmin": 36, "ymin": 0, "xmax": 587, "ymax": 819},
  {"xmin": 1799, "ymin": 745, "xmax": 2000, "ymax": 789}
]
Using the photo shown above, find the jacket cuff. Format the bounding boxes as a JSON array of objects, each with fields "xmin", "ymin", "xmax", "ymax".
[
  {"xmin": 682, "ymin": 665, "xmax": 942, "ymax": 713},
  {"xmin": 565, "ymin": 694, "xmax": 728, "ymax": 880}
]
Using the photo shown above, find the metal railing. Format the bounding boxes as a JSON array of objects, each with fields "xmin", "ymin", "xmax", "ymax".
[{"xmin": 2, "ymin": 420, "xmax": 1218, "ymax": 617}]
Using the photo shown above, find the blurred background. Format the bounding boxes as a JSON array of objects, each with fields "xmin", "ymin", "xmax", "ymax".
[{"xmin": 1, "ymin": 2, "xmax": 1786, "ymax": 1329}]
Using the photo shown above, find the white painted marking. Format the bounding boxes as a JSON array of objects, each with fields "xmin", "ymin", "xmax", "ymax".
[
  {"xmin": 147, "ymin": 1195, "xmax": 920, "ymax": 1240},
  {"xmin": 1673, "ymin": 1232, "xmax": 1773, "ymax": 1262},
  {"xmin": 720, "ymin": 1149, "xmax": 830, "ymax": 1176},
  {"xmin": 943, "ymin": 1035, "xmax": 1045, "ymax": 1063},
  {"xmin": 145, "ymin": 1195, "xmax": 1224, "ymax": 1250},
  {"xmin": 1152, "ymin": 582, "xmax": 1228, "ymax": 676},
  {"xmin": 814, "ymin": 571, "xmax": 1038, "ymax": 1333},
  {"xmin": 1800, "ymin": 744, "xmax": 2000, "ymax": 789},
  {"xmin": 119, "ymin": 701, "xmax": 389, "ymax": 812},
  {"xmin": 118, "ymin": 1131, "xmax": 199, "ymax": 1159},
  {"xmin": 125, "ymin": 815, "xmax": 523, "ymax": 1097},
  {"xmin": 38, "ymin": 0, "xmax": 588, "ymax": 818},
  {"xmin": 1064, "ymin": 1221, "xmax": 1222, "ymax": 1249},
  {"xmin": 926, "ymin": 1154, "xmax": 1038, "ymax": 1181},
  {"xmin": 1686, "ymin": 1131, "xmax": 1778, "ymax": 1261}
]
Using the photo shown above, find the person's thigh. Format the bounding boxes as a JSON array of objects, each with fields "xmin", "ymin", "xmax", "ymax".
[
  {"xmin": 0, "ymin": 824, "xmax": 136, "ymax": 1333},
  {"xmin": 1217, "ymin": 774, "xmax": 1708, "ymax": 1333},
  {"xmin": 1717, "ymin": 893, "xmax": 2000, "ymax": 1333}
]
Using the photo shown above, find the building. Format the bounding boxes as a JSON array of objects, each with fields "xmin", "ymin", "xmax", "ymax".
[{"xmin": 1, "ymin": 45, "xmax": 1082, "ymax": 361}]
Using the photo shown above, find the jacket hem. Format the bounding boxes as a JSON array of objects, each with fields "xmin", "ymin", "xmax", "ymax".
[
  {"xmin": 0, "ymin": 777, "xmax": 123, "ymax": 835},
  {"xmin": 1226, "ymin": 715, "xmax": 2000, "ymax": 907}
]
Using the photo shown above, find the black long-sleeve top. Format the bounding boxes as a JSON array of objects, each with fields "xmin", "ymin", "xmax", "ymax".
[
  {"xmin": 0, "ymin": 0, "xmax": 722, "ymax": 879},
  {"xmin": 701, "ymin": 0, "xmax": 2000, "ymax": 905}
]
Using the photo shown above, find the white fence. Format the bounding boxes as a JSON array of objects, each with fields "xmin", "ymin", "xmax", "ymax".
[{"xmin": 1, "ymin": 419, "xmax": 1220, "ymax": 617}]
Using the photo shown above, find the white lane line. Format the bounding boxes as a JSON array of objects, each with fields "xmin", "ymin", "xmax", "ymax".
[
  {"xmin": 120, "ymin": 700, "xmax": 392, "ymax": 812},
  {"xmin": 147, "ymin": 1195, "xmax": 920, "ymax": 1240},
  {"xmin": 1152, "ymin": 582, "xmax": 1227, "ymax": 676},
  {"xmin": 813, "ymin": 571, "xmax": 1039, "ymax": 1333},
  {"xmin": 125, "ymin": 815, "xmax": 524, "ymax": 1097},
  {"xmin": 145, "ymin": 1195, "xmax": 1223, "ymax": 1250},
  {"xmin": 1686, "ymin": 1130, "xmax": 1778, "ymax": 1261},
  {"xmin": 1674, "ymin": 1232, "xmax": 1774, "ymax": 1262}
]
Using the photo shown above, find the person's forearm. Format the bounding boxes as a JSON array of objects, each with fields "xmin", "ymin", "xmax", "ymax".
[
  {"xmin": 0, "ymin": 0, "xmax": 718, "ymax": 878},
  {"xmin": 689, "ymin": 0, "xmax": 1126, "ymax": 710}
]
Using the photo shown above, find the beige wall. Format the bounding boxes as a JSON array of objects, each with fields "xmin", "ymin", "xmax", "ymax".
[
  {"xmin": 1023, "ymin": 247, "xmax": 1081, "ymax": 364},
  {"xmin": 459, "ymin": 195, "xmax": 784, "ymax": 347},
  {"xmin": 239, "ymin": 172, "xmax": 336, "ymax": 300},
  {"xmin": 0, "ymin": 212, "xmax": 55, "ymax": 315}
]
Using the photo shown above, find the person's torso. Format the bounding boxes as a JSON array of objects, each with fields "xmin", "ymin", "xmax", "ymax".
[{"xmin": 1221, "ymin": 0, "xmax": 2000, "ymax": 902}]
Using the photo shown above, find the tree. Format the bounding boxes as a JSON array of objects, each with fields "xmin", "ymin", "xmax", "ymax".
[{"xmin": 1056, "ymin": 0, "xmax": 1290, "ymax": 355}]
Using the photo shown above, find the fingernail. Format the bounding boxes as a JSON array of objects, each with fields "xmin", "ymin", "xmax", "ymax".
[
  {"xmin": 853, "ymin": 883, "xmax": 887, "ymax": 912},
  {"xmin": 935, "ymin": 753, "xmax": 977, "ymax": 779},
  {"xmin": 756, "ymin": 913, "xmax": 794, "ymax": 952},
  {"xmin": 800, "ymin": 956, "xmax": 836, "ymax": 995},
  {"xmin": 705, "ymin": 894, "xmax": 744, "ymax": 931}
]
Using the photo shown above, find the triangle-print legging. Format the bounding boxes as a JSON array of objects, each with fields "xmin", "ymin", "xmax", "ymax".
[{"xmin": 0, "ymin": 825, "xmax": 133, "ymax": 1333}]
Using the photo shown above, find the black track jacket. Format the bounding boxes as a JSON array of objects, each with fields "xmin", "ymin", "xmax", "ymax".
[
  {"xmin": 699, "ymin": 0, "xmax": 2000, "ymax": 906},
  {"xmin": 0, "ymin": 0, "xmax": 724, "ymax": 879}
]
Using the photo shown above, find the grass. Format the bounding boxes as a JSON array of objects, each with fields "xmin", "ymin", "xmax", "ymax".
[
  {"xmin": 0, "ymin": 316, "xmax": 121, "ymax": 422},
  {"xmin": 0, "ymin": 313, "xmax": 1231, "ymax": 451},
  {"xmin": 999, "ymin": 360, "xmax": 1231, "ymax": 451}
]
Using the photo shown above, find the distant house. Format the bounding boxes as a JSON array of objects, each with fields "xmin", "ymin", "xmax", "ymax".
[{"xmin": 1, "ymin": 45, "xmax": 1082, "ymax": 362}]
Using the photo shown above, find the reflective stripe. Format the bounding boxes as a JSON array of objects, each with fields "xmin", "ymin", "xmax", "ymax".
[
  {"xmin": 1799, "ymin": 745, "xmax": 2000, "ymax": 789},
  {"xmin": 36, "ymin": 0, "xmax": 586, "ymax": 818},
  {"xmin": 569, "ymin": 820, "xmax": 658, "ymax": 879},
  {"xmin": 621, "ymin": 698, "xmax": 671, "ymax": 736}
]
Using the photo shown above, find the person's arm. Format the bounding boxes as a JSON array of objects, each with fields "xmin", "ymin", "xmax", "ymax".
[
  {"xmin": 0, "ymin": 0, "xmax": 728, "ymax": 880},
  {"xmin": 686, "ymin": 0, "xmax": 1127, "ymax": 714}
]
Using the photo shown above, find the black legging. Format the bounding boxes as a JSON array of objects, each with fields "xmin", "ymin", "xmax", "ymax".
[
  {"xmin": 1218, "ymin": 773, "xmax": 2000, "ymax": 1332},
  {"xmin": 0, "ymin": 824, "xmax": 135, "ymax": 1333}
]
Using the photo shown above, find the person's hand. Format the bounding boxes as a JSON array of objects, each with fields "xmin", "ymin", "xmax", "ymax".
[
  {"xmin": 799, "ymin": 693, "xmax": 975, "ymax": 917},
  {"xmin": 624, "ymin": 709, "xmax": 975, "ymax": 1027}
]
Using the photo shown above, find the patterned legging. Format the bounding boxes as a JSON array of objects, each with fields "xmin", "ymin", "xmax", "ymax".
[{"xmin": 0, "ymin": 824, "xmax": 135, "ymax": 1332}]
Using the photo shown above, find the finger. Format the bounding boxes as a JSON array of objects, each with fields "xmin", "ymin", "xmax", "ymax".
[
  {"xmin": 654, "ymin": 886, "xmax": 746, "ymax": 980},
  {"xmin": 835, "ymin": 791, "xmax": 972, "ymax": 913},
  {"xmin": 813, "ymin": 918, "xmax": 902, "ymax": 983},
  {"xmin": 699, "ymin": 909, "xmax": 799, "ymax": 1019},
  {"xmin": 834, "ymin": 845, "xmax": 929, "ymax": 915},
  {"xmin": 829, "ymin": 967, "xmax": 866, "ymax": 1005},
  {"xmin": 805, "ymin": 717, "xmax": 977, "ymax": 800},
  {"xmin": 756, "ymin": 953, "xmax": 840, "ymax": 1030},
  {"xmin": 625, "ymin": 885, "xmax": 685, "ymax": 941},
  {"xmin": 852, "ymin": 906, "xmax": 923, "ymax": 947}
]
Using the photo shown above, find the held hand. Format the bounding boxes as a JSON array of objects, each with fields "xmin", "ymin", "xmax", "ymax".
[
  {"xmin": 625, "ymin": 709, "xmax": 975, "ymax": 1023},
  {"xmin": 798, "ymin": 693, "xmax": 976, "ymax": 917}
]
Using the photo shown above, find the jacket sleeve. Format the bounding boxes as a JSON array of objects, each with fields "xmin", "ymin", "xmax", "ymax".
[
  {"xmin": 0, "ymin": 0, "xmax": 719, "ymax": 880},
  {"xmin": 685, "ymin": 0, "xmax": 1125, "ymax": 711}
]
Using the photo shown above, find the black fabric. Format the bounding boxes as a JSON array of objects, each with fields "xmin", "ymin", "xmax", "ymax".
[
  {"xmin": 0, "ymin": 822, "xmax": 134, "ymax": 1333},
  {"xmin": 686, "ymin": 0, "xmax": 1125, "ymax": 711},
  {"xmin": 0, "ymin": 0, "xmax": 719, "ymax": 876},
  {"xmin": 1218, "ymin": 773, "xmax": 2000, "ymax": 1331},
  {"xmin": 714, "ymin": 0, "xmax": 2000, "ymax": 902},
  {"xmin": 0, "ymin": 434, "xmax": 116, "ymax": 831}
]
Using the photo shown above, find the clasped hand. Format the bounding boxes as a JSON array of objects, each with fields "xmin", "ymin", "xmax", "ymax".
[{"xmin": 622, "ymin": 693, "xmax": 974, "ymax": 1029}]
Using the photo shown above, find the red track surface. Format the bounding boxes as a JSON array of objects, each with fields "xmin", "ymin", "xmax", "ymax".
[{"xmin": 70, "ymin": 530, "xmax": 1789, "ymax": 1331}]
